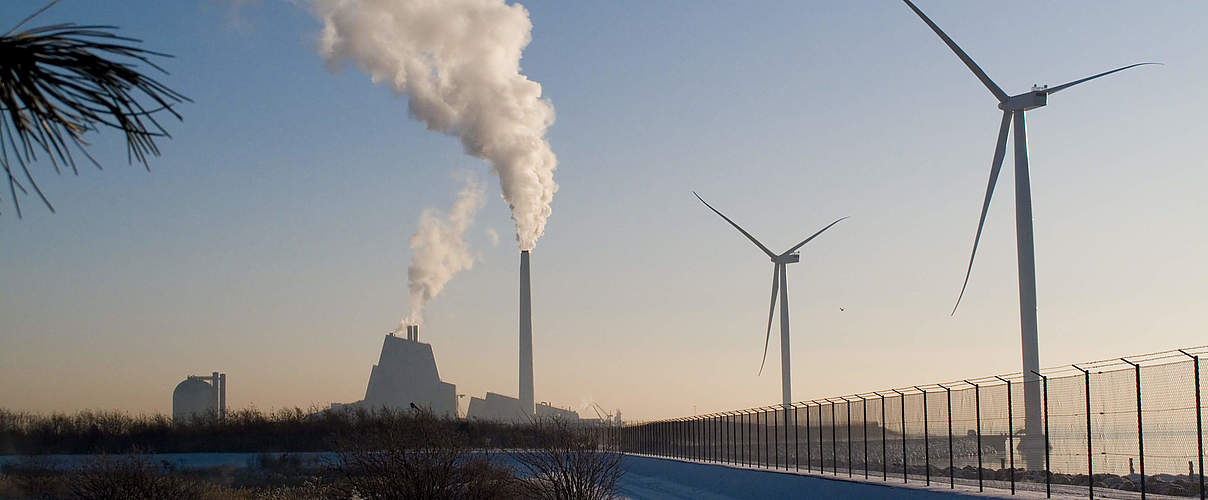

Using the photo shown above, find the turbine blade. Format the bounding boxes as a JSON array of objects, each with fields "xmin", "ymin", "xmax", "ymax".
[
  {"xmin": 1045, "ymin": 62, "xmax": 1161, "ymax": 95},
  {"xmin": 759, "ymin": 264, "xmax": 780, "ymax": 376},
  {"xmin": 901, "ymin": 0, "xmax": 1008, "ymax": 102},
  {"xmin": 693, "ymin": 191, "xmax": 776, "ymax": 258},
  {"xmin": 783, "ymin": 217, "xmax": 849, "ymax": 256},
  {"xmin": 953, "ymin": 111, "xmax": 1012, "ymax": 315}
]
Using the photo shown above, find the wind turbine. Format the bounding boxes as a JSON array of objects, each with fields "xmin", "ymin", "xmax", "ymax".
[
  {"xmin": 694, "ymin": 192, "xmax": 845, "ymax": 409},
  {"xmin": 901, "ymin": 0, "xmax": 1158, "ymax": 467}
]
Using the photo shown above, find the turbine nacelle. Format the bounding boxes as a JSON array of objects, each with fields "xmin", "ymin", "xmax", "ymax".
[
  {"xmin": 999, "ymin": 90, "xmax": 1047, "ymax": 112},
  {"xmin": 772, "ymin": 253, "xmax": 800, "ymax": 264}
]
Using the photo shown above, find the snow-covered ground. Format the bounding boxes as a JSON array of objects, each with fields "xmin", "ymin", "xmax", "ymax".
[
  {"xmin": 617, "ymin": 455, "xmax": 1190, "ymax": 500},
  {"xmin": 2, "ymin": 452, "xmax": 1179, "ymax": 499},
  {"xmin": 616, "ymin": 455, "xmax": 993, "ymax": 499}
]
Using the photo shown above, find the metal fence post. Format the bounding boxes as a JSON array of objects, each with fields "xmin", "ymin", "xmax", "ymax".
[
  {"xmin": 683, "ymin": 418, "xmax": 688, "ymax": 460},
  {"xmin": 941, "ymin": 384, "xmax": 953, "ymax": 489},
  {"xmin": 723, "ymin": 414, "xmax": 728, "ymax": 464},
  {"xmin": 821, "ymin": 403, "xmax": 831, "ymax": 475},
  {"xmin": 1033, "ymin": 370, "xmax": 1051, "ymax": 499},
  {"xmin": 996, "ymin": 376, "xmax": 1015, "ymax": 495},
  {"xmin": 1180, "ymin": 350, "xmax": 1205, "ymax": 500},
  {"xmin": 774, "ymin": 407, "xmax": 780, "ymax": 470},
  {"xmin": 734, "ymin": 412, "xmax": 739, "ymax": 465},
  {"xmin": 965, "ymin": 380, "xmax": 982, "ymax": 492},
  {"xmin": 765, "ymin": 408, "xmax": 771, "ymax": 468},
  {"xmin": 1074, "ymin": 364, "xmax": 1092, "ymax": 500},
  {"xmin": 805, "ymin": 404, "xmax": 812, "ymax": 472},
  {"xmin": 714, "ymin": 414, "xmax": 720, "ymax": 463},
  {"xmin": 738, "ymin": 412, "xmax": 744, "ymax": 466},
  {"xmin": 676, "ymin": 417, "xmax": 686, "ymax": 461},
  {"xmin": 705, "ymin": 415, "xmax": 715, "ymax": 463},
  {"xmin": 891, "ymin": 389, "xmax": 906, "ymax": 483},
  {"xmin": 859, "ymin": 395, "xmax": 869, "ymax": 479},
  {"xmin": 830, "ymin": 400, "xmax": 839, "ymax": 475},
  {"xmin": 847, "ymin": 398, "xmax": 854, "ymax": 477},
  {"xmin": 706, "ymin": 416, "xmax": 712, "ymax": 463},
  {"xmin": 698, "ymin": 417, "xmax": 704, "ymax": 462},
  {"xmin": 694, "ymin": 417, "xmax": 699, "ymax": 462},
  {"xmin": 1122, "ymin": 358, "xmax": 1146, "ymax": 499},
  {"xmin": 881, "ymin": 392, "xmax": 888, "ymax": 481},
  {"xmin": 916, "ymin": 387, "xmax": 930, "ymax": 486},
  {"xmin": 696, "ymin": 418, "xmax": 701, "ymax": 462},
  {"xmin": 737, "ymin": 412, "xmax": 742, "ymax": 466},
  {"xmin": 732, "ymin": 412, "xmax": 737, "ymax": 465},
  {"xmin": 794, "ymin": 404, "xmax": 800, "ymax": 471}
]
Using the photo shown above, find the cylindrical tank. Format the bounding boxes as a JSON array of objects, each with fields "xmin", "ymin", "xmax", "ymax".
[{"xmin": 172, "ymin": 378, "xmax": 215, "ymax": 421}]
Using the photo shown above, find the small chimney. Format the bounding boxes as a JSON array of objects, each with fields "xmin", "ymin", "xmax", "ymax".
[
  {"xmin": 211, "ymin": 371, "xmax": 221, "ymax": 417},
  {"xmin": 219, "ymin": 373, "xmax": 227, "ymax": 420},
  {"xmin": 413, "ymin": 325, "xmax": 419, "ymax": 342}
]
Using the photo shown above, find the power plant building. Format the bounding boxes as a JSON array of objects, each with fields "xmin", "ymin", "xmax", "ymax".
[
  {"xmin": 172, "ymin": 372, "xmax": 226, "ymax": 421},
  {"xmin": 346, "ymin": 326, "xmax": 458, "ymax": 416}
]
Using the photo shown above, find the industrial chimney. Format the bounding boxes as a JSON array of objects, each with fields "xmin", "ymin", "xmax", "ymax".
[{"xmin": 519, "ymin": 250, "xmax": 534, "ymax": 415}]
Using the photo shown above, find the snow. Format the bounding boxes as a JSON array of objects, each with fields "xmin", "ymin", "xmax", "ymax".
[{"xmin": 616, "ymin": 455, "xmax": 997, "ymax": 499}]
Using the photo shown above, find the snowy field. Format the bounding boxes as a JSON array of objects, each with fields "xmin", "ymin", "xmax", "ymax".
[{"xmin": 3, "ymin": 452, "xmax": 1180, "ymax": 499}]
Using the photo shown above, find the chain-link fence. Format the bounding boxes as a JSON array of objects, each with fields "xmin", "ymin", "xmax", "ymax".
[{"xmin": 620, "ymin": 346, "xmax": 1208, "ymax": 498}]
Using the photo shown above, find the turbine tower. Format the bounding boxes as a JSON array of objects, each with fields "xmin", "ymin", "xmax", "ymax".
[
  {"xmin": 902, "ymin": 0, "xmax": 1158, "ymax": 467},
  {"xmin": 694, "ymin": 192, "xmax": 845, "ymax": 409}
]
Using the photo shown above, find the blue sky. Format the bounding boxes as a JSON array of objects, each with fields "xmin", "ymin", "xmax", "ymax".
[{"xmin": 2, "ymin": 0, "xmax": 1206, "ymax": 420}]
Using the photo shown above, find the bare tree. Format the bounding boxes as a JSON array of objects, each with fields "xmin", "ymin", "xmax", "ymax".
[
  {"xmin": 0, "ymin": 0, "xmax": 188, "ymax": 217},
  {"xmin": 513, "ymin": 418, "xmax": 623, "ymax": 500}
]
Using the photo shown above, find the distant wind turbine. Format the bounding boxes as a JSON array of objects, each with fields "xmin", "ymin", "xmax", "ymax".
[
  {"xmin": 694, "ymin": 192, "xmax": 845, "ymax": 409},
  {"xmin": 902, "ymin": 0, "xmax": 1158, "ymax": 467}
]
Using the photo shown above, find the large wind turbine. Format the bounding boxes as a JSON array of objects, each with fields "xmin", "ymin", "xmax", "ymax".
[
  {"xmin": 694, "ymin": 192, "xmax": 845, "ymax": 409},
  {"xmin": 902, "ymin": 0, "xmax": 1158, "ymax": 467}
]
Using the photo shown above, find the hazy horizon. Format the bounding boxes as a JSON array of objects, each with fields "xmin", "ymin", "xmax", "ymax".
[{"xmin": 2, "ymin": 0, "xmax": 1206, "ymax": 421}]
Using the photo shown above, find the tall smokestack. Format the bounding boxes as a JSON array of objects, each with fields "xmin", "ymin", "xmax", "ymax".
[{"xmin": 519, "ymin": 250, "xmax": 534, "ymax": 415}]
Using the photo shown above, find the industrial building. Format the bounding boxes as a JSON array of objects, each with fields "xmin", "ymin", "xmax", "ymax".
[
  {"xmin": 172, "ymin": 371, "xmax": 226, "ymax": 421},
  {"xmin": 337, "ymin": 326, "xmax": 458, "ymax": 416},
  {"xmin": 465, "ymin": 393, "xmax": 580, "ymax": 422}
]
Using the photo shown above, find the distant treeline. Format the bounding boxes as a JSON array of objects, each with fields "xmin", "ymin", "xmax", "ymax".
[{"xmin": 0, "ymin": 407, "xmax": 569, "ymax": 455}]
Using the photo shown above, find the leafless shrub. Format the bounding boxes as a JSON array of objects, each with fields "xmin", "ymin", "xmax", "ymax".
[
  {"xmin": 336, "ymin": 408, "xmax": 519, "ymax": 499},
  {"xmin": 2, "ymin": 456, "xmax": 70, "ymax": 499},
  {"xmin": 69, "ymin": 454, "xmax": 210, "ymax": 500},
  {"xmin": 513, "ymin": 418, "xmax": 623, "ymax": 500}
]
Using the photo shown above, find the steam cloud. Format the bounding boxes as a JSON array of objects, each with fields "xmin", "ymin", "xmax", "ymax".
[
  {"xmin": 317, "ymin": 0, "xmax": 558, "ymax": 251},
  {"xmin": 403, "ymin": 175, "xmax": 485, "ymax": 326}
]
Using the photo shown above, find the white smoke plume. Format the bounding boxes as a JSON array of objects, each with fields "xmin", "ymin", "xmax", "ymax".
[
  {"xmin": 402, "ymin": 175, "xmax": 485, "ymax": 326},
  {"xmin": 317, "ymin": 0, "xmax": 558, "ymax": 251}
]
